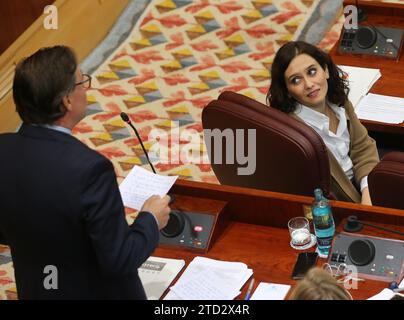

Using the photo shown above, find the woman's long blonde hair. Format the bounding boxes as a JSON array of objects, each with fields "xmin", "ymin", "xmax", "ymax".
[{"xmin": 289, "ymin": 267, "xmax": 352, "ymax": 300}]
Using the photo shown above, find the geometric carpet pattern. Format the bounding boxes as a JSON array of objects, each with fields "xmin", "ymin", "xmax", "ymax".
[
  {"xmin": 3, "ymin": 0, "xmax": 404, "ymax": 301},
  {"xmin": 72, "ymin": 0, "xmax": 342, "ymax": 188},
  {"xmin": 1, "ymin": 0, "xmax": 352, "ymax": 300}
]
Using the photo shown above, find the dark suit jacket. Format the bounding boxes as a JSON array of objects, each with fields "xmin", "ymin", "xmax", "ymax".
[{"xmin": 0, "ymin": 124, "xmax": 159, "ymax": 299}]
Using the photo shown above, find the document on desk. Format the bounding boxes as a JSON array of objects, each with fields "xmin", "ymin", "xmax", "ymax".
[
  {"xmin": 250, "ymin": 282, "xmax": 291, "ymax": 300},
  {"xmin": 355, "ymin": 93, "xmax": 404, "ymax": 124},
  {"xmin": 138, "ymin": 256, "xmax": 185, "ymax": 300},
  {"xmin": 164, "ymin": 256, "xmax": 253, "ymax": 300},
  {"xmin": 368, "ymin": 278, "xmax": 404, "ymax": 300},
  {"xmin": 119, "ymin": 165, "xmax": 178, "ymax": 210},
  {"xmin": 338, "ymin": 65, "xmax": 381, "ymax": 108},
  {"xmin": 170, "ymin": 268, "xmax": 241, "ymax": 300},
  {"xmin": 367, "ymin": 288, "xmax": 401, "ymax": 300}
]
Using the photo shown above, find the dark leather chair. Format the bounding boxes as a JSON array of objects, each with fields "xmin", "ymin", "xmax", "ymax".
[
  {"xmin": 202, "ymin": 91, "xmax": 335, "ymax": 199},
  {"xmin": 368, "ymin": 151, "xmax": 404, "ymax": 210}
]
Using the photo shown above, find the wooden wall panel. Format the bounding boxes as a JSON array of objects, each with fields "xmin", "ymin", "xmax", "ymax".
[
  {"xmin": 0, "ymin": 0, "xmax": 130, "ymax": 133},
  {"xmin": 0, "ymin": 0, "xmax": 53, "ymax": 54}
]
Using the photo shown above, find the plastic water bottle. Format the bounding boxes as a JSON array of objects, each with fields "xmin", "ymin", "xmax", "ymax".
[{"xmin": 312, "ymin": 188, "xmax": 335, "ymax": 257}]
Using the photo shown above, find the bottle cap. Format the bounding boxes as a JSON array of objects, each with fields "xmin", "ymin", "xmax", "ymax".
[{"xmin": 314, "ymin": 188, "xmax": 323, "ymax": 201}]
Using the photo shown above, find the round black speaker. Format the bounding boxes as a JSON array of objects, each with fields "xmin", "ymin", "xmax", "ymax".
[
  {"xmin": 356, "ymin": 26, "xmax": 377, "ymax": 49},
  {"xmin": 160, "ymin": 210, "xmax": 185, "ymax": 238},
  {"xmin": 348, "ymin": 239, "xmax": 376, "ymax": 266}
]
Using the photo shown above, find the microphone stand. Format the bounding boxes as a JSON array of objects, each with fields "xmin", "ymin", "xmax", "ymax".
[
  {"xmin": 355, "ymin": 0, "xmax": 367, "ymax": 23},
  {"xmin": 121, "ymin": 112, "xmax": 178, "ymax": 220},
  {"xmin": 344, "ymin": 215, "xmax": 404, "ymax": 236},
  {"xmin": 120, "ymin": 112, "xmax": 156, "ymax": 174}
]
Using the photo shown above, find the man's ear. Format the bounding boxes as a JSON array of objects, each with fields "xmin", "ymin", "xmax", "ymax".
[{"xmin": 62, "ymin": 95, "xmax": 72, "ymax": 111}]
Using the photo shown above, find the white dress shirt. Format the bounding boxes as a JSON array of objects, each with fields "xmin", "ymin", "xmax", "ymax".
[{"xmin": 295, "ymin": 103, "xmax": 368, "ymax": 192}]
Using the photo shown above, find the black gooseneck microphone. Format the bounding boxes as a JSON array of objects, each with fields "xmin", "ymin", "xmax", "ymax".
[
  {"xmin": 120, "ymin": 112, "xmax": 156, "ymax": 174},
  {"xmin": 121, "ymin": 112, "xmax": 186, "ymax": 237},
  {"xmin": 355, "ymin": 0, "xmax": 367, "ymax": 23},
  {"xmin": 120, "ymin": 111, "xmax": 175, "ymax": 204},
  {"xmin": 344, "ymin": 215, "xmax": 404, "ymax": 236}
]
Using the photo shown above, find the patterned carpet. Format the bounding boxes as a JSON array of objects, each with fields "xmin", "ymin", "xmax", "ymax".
[
  {"xmin": 2, "ymin": 0, "xmax": 400, "ymax": 300},
  {"xmin": 74, "ymin": 0, "xmax": 345, "ymax": 187}
]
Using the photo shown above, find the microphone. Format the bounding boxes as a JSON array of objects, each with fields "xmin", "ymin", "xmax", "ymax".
[
  {"xmin": 355, "ymin": 0, "xmax": 367, "ymax": 23},
  {"xmin": 121, "ymin": 112, "xmax": 183, "ymax": 237},
  {"xmin": 344, "ymin": 215, "xmax": 404, "ymax": 236},
  {"xmin": 120, "ymin": 112, "xmax": 156, "ymax": 174}
]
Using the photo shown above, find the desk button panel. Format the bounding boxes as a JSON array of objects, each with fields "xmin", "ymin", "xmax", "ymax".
[
  {"xmin": 338, "ymin": 254, "xmax": 347, "ymax": 263},
  {"xmin": 338, "ymin": 26, "xmax": 403, "ymax": 59},
  {"xmin": 327, "ymin": 234, "xmax": 404, "ymax": 282}
]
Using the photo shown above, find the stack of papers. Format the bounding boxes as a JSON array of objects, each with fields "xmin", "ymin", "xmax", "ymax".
[
  {"xmin": 338, "ymin": 65, "xmax": 381, "ymax": 108},
  {"xmin": 139, "ymin": 256, "xmax": 185, "ymax": 300},
  {"xmin": 355, "ymin": 93, "xmax": 404, "ymax": 124},
  {"xmin": 119, "ymin": 166, "xmax": 178, "ymax": 210},
  {"xmin": 164, "ymin": 257, "xmax": 253, "ymax": 300}
]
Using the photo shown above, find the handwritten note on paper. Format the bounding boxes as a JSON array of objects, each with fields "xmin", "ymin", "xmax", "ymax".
[
  {"xmin": 250, "ymin": 283, "xmax": 291, "ymax": 300},
  {"xmin": 119, "ymin": 166, "xmax": 178, "ymax": 210},
  {"xmin": 170, "ymin": 269, "xmax": 240, "ymax": 300},
  {"xmin": 173, "ymin": 257, "xmax": 250, "ymax": 291},
  {"xmin": 164, "ymin": 256, "xmax": 252, "ymax": 300}
]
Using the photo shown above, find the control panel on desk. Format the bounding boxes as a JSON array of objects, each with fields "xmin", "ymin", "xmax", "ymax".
[
  {"xmin": 159, "ymin": 210, "xmax": 215, "ymax": 250},
  {"xmin": 339, "ymin": 26, "xmax": 404, "ymax": 59},
  {"xmin": 328, "ymin": 233, "xmax": 404, "ymax": 283}
]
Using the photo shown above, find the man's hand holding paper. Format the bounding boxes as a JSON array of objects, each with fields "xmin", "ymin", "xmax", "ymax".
[
  {"xmin": 119, "ymin": 166, "xmax": 178, "ymax": 228},
  {"xmin": 141, "ymin": 195, "xmax": 171, "ymax": 229}
]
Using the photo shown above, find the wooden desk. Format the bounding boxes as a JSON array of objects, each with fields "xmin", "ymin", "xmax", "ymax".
[
  {"xmin": 329, "ymin": 0, "xmax": 404, "ymax": 137},
  {"xmin": 155, "ymin": 179, "xmax": 404, "ymax": 300}
]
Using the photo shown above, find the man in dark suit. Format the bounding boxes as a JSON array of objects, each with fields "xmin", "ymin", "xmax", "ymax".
[{"xmin": 0, "ymin": 45, "xmax": 171, "ymax": 299}]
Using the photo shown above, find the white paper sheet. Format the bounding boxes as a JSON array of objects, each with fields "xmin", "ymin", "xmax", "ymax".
[
  {"xmin": 367, "ymin": 288, "xmax": 397, "ymax": 300},
  {"xmin": 164, "ymin": 256, "xmax": 253, "ymax": 300},
  {"xmin": 170, "ymin": 268, "xmax": 240, "ymax": 300},
  {"xmin": 250, "ymin": 282, "xmax": 291, "ymax": 300},
  {"xmin": 338, "ymin": 65, "xmax": 381, "ymax": 108},
  {"xmin": 119, "ymin": 165, "xmax": 178, "ymax": 210},
  {"xmin": 355, "ymin": 93, "xmax": 404, "ymax": 124}
]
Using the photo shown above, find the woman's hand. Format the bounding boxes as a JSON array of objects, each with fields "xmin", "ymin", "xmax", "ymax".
[{"xmin": 361, "ymin": 187, "xmax": 372, "ymax": 206}]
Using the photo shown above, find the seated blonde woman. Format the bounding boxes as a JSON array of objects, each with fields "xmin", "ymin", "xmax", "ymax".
[{"xmin": 289, "ymin": 267, "xmax": 352, "ymax": 300}]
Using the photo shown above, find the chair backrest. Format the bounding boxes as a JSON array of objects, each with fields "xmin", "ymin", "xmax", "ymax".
[
  {"xmin": 369, "ymin": 151, "xmax": 404, "ymax": 210},
  {"xmin": 202, "ymin": 91, "xmax": 333, "ymax": 198}
]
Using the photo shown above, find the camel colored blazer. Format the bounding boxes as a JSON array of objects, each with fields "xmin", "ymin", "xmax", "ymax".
[{"xmin": 293, "ymin": 100, "xmax": 379, "ymax": 203}]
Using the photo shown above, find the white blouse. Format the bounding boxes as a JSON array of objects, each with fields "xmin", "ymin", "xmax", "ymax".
[{"xmin": 295, "ymin": 103, "xmax": 367, "ymax": 192}]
